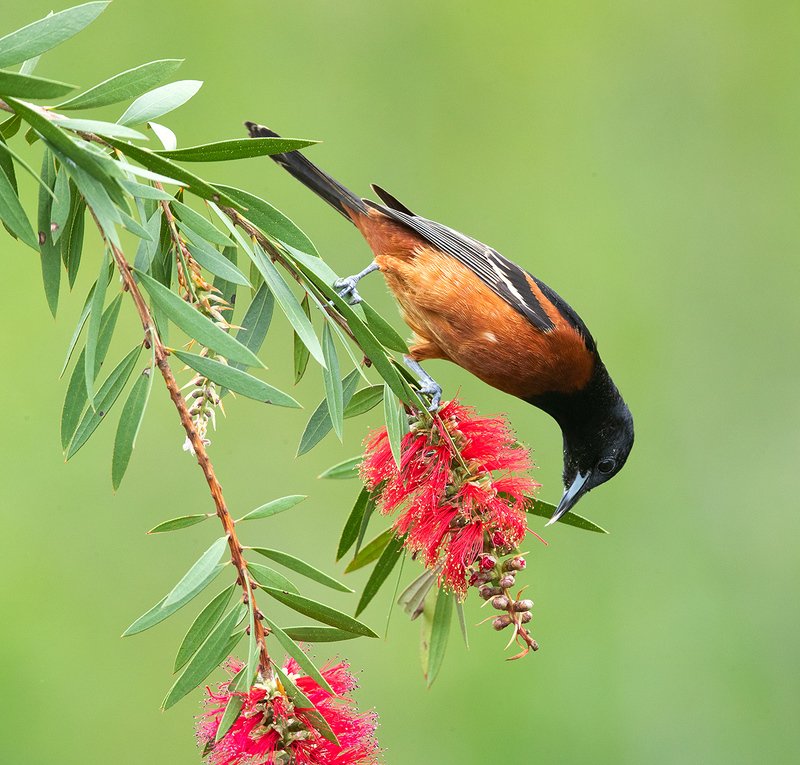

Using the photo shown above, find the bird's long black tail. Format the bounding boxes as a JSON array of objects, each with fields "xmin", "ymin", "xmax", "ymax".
[{"xmin": 245, "ymin": 122, "xmax": 367, "ymax": 222}]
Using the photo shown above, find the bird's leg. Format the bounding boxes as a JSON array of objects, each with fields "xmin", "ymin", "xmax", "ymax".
[
  {"xmin": 404, "ymin": 355, "xmax": 443, "ymax": 412},
  {"xmin": 333, "ymin": 261, "xmax": 379, "ymax": 305}
]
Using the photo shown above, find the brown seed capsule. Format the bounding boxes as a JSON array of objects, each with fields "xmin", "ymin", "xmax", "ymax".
[
  {"xmin": 492, "ymin": 615, "xmax": 512, "ymax": 630},
  {"xmin": 513, "ymin": 599, "xmax": 534, "ymax": 612},
  {"xmin": 491, "ymin": 596, "xmax": 510, "ymax": 610},
  {"xmin": 478, "ymin": 585, "xmax": 502, "ymax": 600},
  {"xmin": 520, "ymin": 612, "xmax": 533, "ymax": 624},
  {"xmin": 498, "ymin": 574, "xmax": 516, "ymax": 588}
]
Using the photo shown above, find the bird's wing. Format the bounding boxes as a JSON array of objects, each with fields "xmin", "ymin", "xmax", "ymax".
[{"xmin": 366, "ymin": 196, "xmax": 595, "ymax": 349}]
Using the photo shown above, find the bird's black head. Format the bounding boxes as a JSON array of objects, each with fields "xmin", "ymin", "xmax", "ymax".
[{"xmin": 530, "ymin": 362, "xmax": 634, "ymax": 525}]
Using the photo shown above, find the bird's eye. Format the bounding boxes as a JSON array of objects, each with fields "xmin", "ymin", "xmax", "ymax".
[{"xmin": 597, "ymin": 458, "xmax": 616, "ymax": 474}]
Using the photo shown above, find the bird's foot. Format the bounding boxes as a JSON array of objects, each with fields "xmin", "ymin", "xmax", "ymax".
[
  {"xmin": 333, "ymin": 275, "xmax": 364, "ymax": 305},
  {"xmin": 418, "ymin": 379, "xmax": 443, "ymax": 412}
]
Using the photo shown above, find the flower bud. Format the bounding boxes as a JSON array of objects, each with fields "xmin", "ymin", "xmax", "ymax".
[
  {"xmin": 498, "ymin": 574, "xmax": 516, "ymax": 588},
  {"xmin": 470, "ymin": 570, "xmax": 493, "ymax": 586},
  {"xmin": 491, "ymin": 595, "xmax": 510, "ymax": 610},
  {"xmin": 513, "ymin": 599, "xmax": 534, "ymax": 612},
  {"xmin": 503, "ymin": 556, "xmax": 526, "ymax": 572},
  {"xmin": 520, "ymin": 612, "xmax": 533, "ymax": 624},
  {"xmin": 478, "ymin": 554, "xmax": 497, "ymax": 571},
  {"xmin": 492, "ymin": 614, "xmax": 512, "ymax": 630},
  {"xmin": 478, "ymin": 585, "xmax": 502, "ymax": 600}
]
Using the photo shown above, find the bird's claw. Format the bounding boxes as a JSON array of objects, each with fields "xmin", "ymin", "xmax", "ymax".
[
  {"xmin": 333, "ymin": 276, "xmax": 363, "ymax": 305},
  {"xmin": 418, "ymin": 380, "xmax": 442, "ymax": 412}
]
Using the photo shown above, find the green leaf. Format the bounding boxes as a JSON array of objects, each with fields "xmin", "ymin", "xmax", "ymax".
[
  {"xmin": 0, "ymin": 133, "xmax": 55, "ymax": 200},
  {"xmin": 57, "ymin": 118, "xmax": 147, "ymax": 141},
  {"xmin": 272, "ymin": 665, "xmax": 339, "ymax": 746},
  {"xmin": 59, "ymin": 284, "xmax": 93, "ymax": 377},
  {"xmin": 60, "ymin": 294, "xmax": 122, "ymax": 449},
  {"xmin": 337, "ymin": 488, "xmax": 370, "ymax": 562},
  {"xmin": 293, "ymin": 294, "xmax": 311, "ymax": 384},
  {"xmin": 215, "ymin": 694, "xmax": 244, "ymax": 742},
  {"xmin": 163, "ymin": 537, "xmax": 230, "ymax": 608},
  {"xmin": 344, "ymin": 528, "xmax": 394, "ymax": 574},
  {"xmin": 344, "ymin": 385, "xmax": 384, "ymax": 419},
  {"xmin": 0, "ymin": 113, "xmax": 21, "ymax": 139},
  {"xmin": 283, "ymin": 626, "xmax": 360, "ymax": 643},
  {"xmin": 58, "ymin": 59, "xmax": 183, "ymax": 110},
  {"xmin": 397, "ymin": 569, "xmax": 436, "ymax": 620},
  {"xmin": 121, "ymin": 179, "xmax": 173, "ymax": 200},
  {"xmin": 296, "ymin": 369, "xmax": 360, "ymax": 456},
  {"xmin": 321, "ymin": 324, "xmax": 343, "ymax": 440},
  {"xmin": 118, "ymin": 80, "xmax": 203, "ymax": 126},
  {"xmin": 0, "ymin": 149, "xmax": 36, "ymax": 248},
  {"xmin": 156, "ymin": 137, "xmax": 317, "ymax": 162},
  {"xmin": 184, "ymin": 238, "xmax": 250, "ymax": 287},
  {"xmin": 355, "ymin": 536, "xmax": 404, "ymax": 616},
  {"xmin": 67, "ymin": 344, "xmax": 141, "ymax": 459},
  {"xmin": 0, "ymin": 2, "xmax": 109, "ymax": 69},
  {"xmin": 149, "ymin": 121, "xmax": 176, "ymax": 151},
  {"xmin": 263, "ymin": 617, "xmax": 334, "ymax": 694},
  {"xmin": 215, "ymin": 184, "xmax": 318, "ymax": 257},
  {"xmin": 84, "ymin": 250, "xmax": 110, "ymax": 403},
  {"xmin": 318, "ymin": 456, "xmax": 361, "ymax": 480},
  {"xmin": 123, "ymin": 563, "xmax": 225, "ymax": 636},
  {"xmin": 455, "ymin": 600, "xmax": 469, "ymax": 649},
  {"xmin": 37, "ymin": 149, "xmax": 60, "ymax": 315},
  {"xmin": 174, "ymin": 585, "xmax": 234, "ymax": 672},
  {"xmin": 231, "ymin": 282, "xmax": 273, "ymax": 370},
  {"xmin": 133, "ymin": 208, "xmax": 162, "ymax": 270},
  {"xmin": 251, "ymin": 548, "xmax": 353, "ymax": 593},
  {"xmin": 173, "ymin": 351, "xmax": 299, "ymax": 408},
  {"xmin": 61, "ymin": 193, "xmax": 85, "ymax": 286},
  {"xmin": 66, "ymin": 161, "xmax": 121, "ymax": 247},
  {"xmin": 111, "ymin": 363, "xmax": 153, "ymax": 489},
  {"xmin": 360, "ymin": 301, "xmax": 409, "ymax": 353},
  {"xmin": 50, "ymin": 164, "xmax": 71, "ymax": 243},
  {"xmin": 103, "ymin": 138, "xmax": 237, "ymax": 206},
  {"xmin": 162, "ymin": 604, "xmax": 245, "ymax": 709},
  {"xmin": 249, "ymin": 243, "xmax": 324, "ymax": 366},
  {"xmin": 426, "ymin": 587, "xmax": 453, "ymax": 687},
  {"xmin": 238, "ymin": 494, "xmax": 306, "ymax": 523},
  {"xmin": 148, "ymin": 514, "xmax": 211, "ymax": 534},
  {"xmin": 0, "ymin": 69, "xmax": 76, "ymax": 99},
  {"xmin": 526, "ymin": 498, "xmax": 608, "ymax": 533},
  {"xmin": 263, "ymin": 589, "xmax": 378, "ymax": 638},
  {"xmin": 134, "ymin": 270, "xmax": 262, "ymax": 367},
  {"xmin": 172, "ymin": 201, "xmax": 231, "ymax": 246},
  {"xmin": 247, "ymin": 562, "xmax": 299, "ymax": 594},
  {"xmin": 383, "ymin": 385, "xmax": 407, "ymax": 468}
]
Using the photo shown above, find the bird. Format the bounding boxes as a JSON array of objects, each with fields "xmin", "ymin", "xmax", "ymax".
[{"xmin": 245, "ymin": 121, "xmax": 634, "ymax": 525}]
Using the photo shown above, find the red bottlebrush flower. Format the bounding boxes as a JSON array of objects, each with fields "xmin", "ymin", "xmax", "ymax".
[
  {"xmin": 196, "ymin": 657, "xmax": 380, "ymax": 765},
  {"xmin": 360, "ymin": 399, "xmax": 540, "ymax": 596}
]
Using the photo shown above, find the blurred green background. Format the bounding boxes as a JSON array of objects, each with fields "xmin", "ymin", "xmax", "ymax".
[{"xmin": 2, "ymin": 1, "xmax": 799, "ymax": 762}]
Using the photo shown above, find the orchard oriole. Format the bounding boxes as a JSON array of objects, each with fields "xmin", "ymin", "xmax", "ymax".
[{"xmin": 245, "ymin": 122, "xmax": 633, "ymax": 524}]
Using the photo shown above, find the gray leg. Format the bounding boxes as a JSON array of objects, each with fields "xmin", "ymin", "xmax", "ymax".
[
  {"xmin": 404, "ymin": 355, "xmax": 443, "ymax": 411},
  {"xmin": 333, "ymin": 261, "xmax": 379, "ymax": 305}
]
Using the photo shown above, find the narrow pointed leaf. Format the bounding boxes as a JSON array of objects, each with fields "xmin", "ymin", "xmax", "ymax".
[
  {"xmin": 67, "ymin": 345, "xmax": 141, "ymax": 459},
  {"xmin": 318, "ymin": 456, "xmax": 361, "ymax": 480},
  {"xmin": 344, "ymin": 529, "xmax": 394, "ymax": 574},
  {"xmin": 185, "ymin": 239, "xmax": 250, "ymax": 286},
  {"xmin": 173, "ymin": 351, "xmax": 299, "ymax": 408},
  {"xmin": 251, "ymin": 548, "xmax": 353, "ymax": 593},
  {"xmin": 398, "ymin": 569, "xmax": 437, "ymax": 621},
  {"xmin": 58, "ymin": 118, "xmax": 147, "ymax": 141},
  {"xmin": 149, "ymin": 121, "xmax": 177, "ymax": 151},
  {"xmin": 0, "ymin": 2, "xmax": 110, "ymax": 68},
  {"xmin": 354, "ymin": 492, "xmax": 376, "ymax": 556},
  {"xmin": 293, "ymin": 294, "xmax": 311, "ymax": 383},
  {"xmin": 247, "ymin": 562, "xmax": 298, "ymax": 594},
  {"xmin": 250, "ymin": 243, "xmax": 323, "ymax": 365},
  {"xmin": 455, "ymin": 600, "xmax": 469, "ymax": 649},
  {"xmin": 263, "ymin": 617, "xmax": 334, "ymax": 694},
  {"xmin": 118, "ymin": 80, "xmax": 202, "ymax": 126},
  {"xmin": 37, "ymin": 149, "xmax": 60, "ymax": 314},
  {"xmin": 321, "ymin": 323, "xmax": 343, "ymax": 439},
  {"xmin": 214, "ymin": 694, "xmax": 244, "ymax": 742},
  {"xmin": 163, "ymin": 537, "xmax": 229, "ymax": 609},
  {"xmin": 162, "ymin": 604, "xmax": 245, "ymax": 709},
  {"xmin": 148, "ymin": 514, "xmax": 211, "ymax": 534},
  {"xmin": 343, "ymin": 386, "xmax": 384, "ymax": 419},
  {"xmin": 383, "ymin": 386, "xmax": 406, "ymax": 468},
  {"xmin": 59, "ymin": 284, "xmax": 93, "ymax": 377},
  {"xmin": 355, "ymin": 536, "xmax": 404, "ymax": 616},
  {"xmin": 61, "ymin": 193, "xmax": 85, "ymax": 286},
  {"xmin": 0, "ymin": 152, "xmax": 37, "ymax": 248},
  {"xmin": 134, "ymin": 270, "xmax": 262, "ymax": 366},
  {"xmin": 112, "ymin": 364, "xmax": 153, "ymax": 489},
  {"xmin": 283, "ymin": 626, "xmax": 360, "ymax": 643},
  {"xmin": 526, "ymin": 498, "xmax": 609, "ymax": 533},
  {"xmin": 121, "ymin": 179, "xmax": 173, "ymax": 200},
  {"xmin": 360, "ymin": 301, "xmax": 409, "ymax": 353},
  {"xmin": 263, "ymin": 589, "xmax": 378, "ymax": 638},
  {"xmin": 0, "ymin": 69, "xmax": 76, "ymax": 99},
  {"xmin": 174, "ymin": 585, "xmax": 234, "ymax": 672},
  {"xmin": 50, "ymin": 164, "xmax": 71, "ymax": 243},
  {"xmin": 84, "ymin": 250, "xmax": 110, "ymax": 403},
  {"xmin": 231, "ymin": 282, "xmax": 273, "ymax": 370},
  {"xmin": 272, "ymin": 665, "xmax": 339, "ymax": 746},
  {"xmin": 172, "ymin": 200, "xmax": 231, "ymax": 246},
  {"xmin": 238, "ymin": 494, "xmax": 306, "ymax": 523},
  {"xmin": 123, "ymin": 563, "xmax": 225, "ymax": 636},
  {"xmin": 58, "ymin": 59, "xmax": 183, "ymax": 110},
  {"xmin": 336, "ymin": 488, "xmax": 370, "ymax": 562},
  {"xmin": 156, "ymin": 137, "xmax": 316, "ymax": 162},
  {"xmin": 426, "ymin": 587, "xmax": 453, "ymax": 687},
  {"xmin": 296, "ymin": 369, "xmax": 360, "ymax": 456}
]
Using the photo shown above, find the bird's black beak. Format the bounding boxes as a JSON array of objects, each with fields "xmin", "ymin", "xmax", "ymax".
[{"xmin": 546, "ymin": 471, "xmax": 590, "ymax": 526}]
